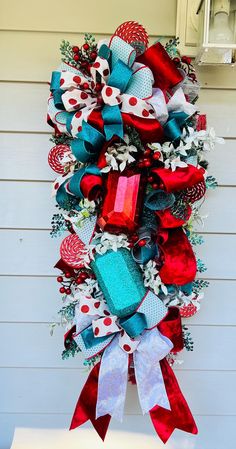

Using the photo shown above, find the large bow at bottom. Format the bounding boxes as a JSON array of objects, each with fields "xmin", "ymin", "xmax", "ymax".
[
  {"xmin": 70, "ymin": 318, "xmax": 197, "ymax": 443},
  {"xmin": 96, "ymin": 329, "xmax": 172, "ymax": 422}
]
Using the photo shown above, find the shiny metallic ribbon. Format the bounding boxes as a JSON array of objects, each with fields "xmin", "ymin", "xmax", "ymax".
[{"xmin": 96, "ymin": 328, "xmax": 173, "ymax": 421}]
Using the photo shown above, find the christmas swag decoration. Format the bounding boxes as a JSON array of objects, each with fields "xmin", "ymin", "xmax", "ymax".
[{"xmin": 47, "ymin": 21, "xmax": 223, "ymax": 443}]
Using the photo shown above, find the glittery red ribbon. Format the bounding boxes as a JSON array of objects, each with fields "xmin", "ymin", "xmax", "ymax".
[
  {"xmin": 158, "ymin": 227, "xmax": 197, "ymax": 285},
  {"xmin": 137, "ymin": 42, "xmax": 183, "ymax": 91},
  {"xmin": 156, "ymin": 205, "xmax": 192, "ymax": 228},
  {"xmin": 152, "ymin": 165, "xmax": 205, "ymax": 193},
  {"xmin": 150, "ymin": 358, "xmax": 198, "ymax": 443},
  {"xmin": 80, "ymin": 174, "xmax": 103, "ymax": 200},
  {"xmin": 70, "ymin": 308, "xmax": 196, "ymax": 443},
  {"xmin": 70, "ymin": 362, "xmax": 111, "ymax": 440},
  {"xmin": 152, "ymin": 306, "xmax": 197, "ymax": 442},
  {"xmin": 158, "ymin": 306, "xmax": 184, "ymax": 353},
  {"xmin": 88, "ymin": 103, "xmax": 164, "ymax": 144}
]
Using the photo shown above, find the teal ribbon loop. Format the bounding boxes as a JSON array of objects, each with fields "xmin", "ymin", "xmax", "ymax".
[
  {"xmin": 50, "ymin": 72, "xmax": 65, "ymax": 110},
  {"xmin": 50, "ymin": 71, "xmax": 61, "ymax": 91},
  {"xmin": 98, "ymin": 44, "xmax": 111, "ymax": 61},
  {"xmin": 145, "ymin": 190, "xmax": 175, "ymax": 211},
  {"xmin": 101, "ymin": 60, "xmax": 133, "ymax": 140},
  {"xmin": 79, "ymin": 311, "xmax": 147, "ymax": 350},
  {"xmin": 120, "ymin": 312, "xmax": 147, "ymax": 338},
  {"xmin": 108, "ymin": 59, "xmax": 133, "ymax": 91},
  {"xmin": 81, "ymin": 326, "xmax": 109, "ymax": 349},
  {"xmin": 68, "ymin": 164, "xmax": 101, "ymax": 199},
  {"xmin": 71, "ymin": 121, "xmax": 105, "ymax": 163},
  {"xmin": 164, "ymin": 111, "xmax": 189, "ymax": 142},
  {"xmin": 102, "ymin": 104, "xmax": 123, "ymax": 140}
]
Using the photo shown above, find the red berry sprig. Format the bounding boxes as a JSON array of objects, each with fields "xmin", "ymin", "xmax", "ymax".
[
  {"xmin": 60, "ymin": 34, "xmax": 98, "ymax": 76},
  {"xmin": 137, "ymin": 147, "xmax": 162, "ymax": 169}
]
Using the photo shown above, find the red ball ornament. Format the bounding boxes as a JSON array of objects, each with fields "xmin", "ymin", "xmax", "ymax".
[
  {"xmin": 152, "ymin": 183, "xmax": 159, "ymax": 189},
  {"xmin": 72, "ymin": 46, "xmax": 79, "ymax": 53},
  {"xmin": 57, "ymin": 276, "xmax": 63, "ymax": 283},
  {"xmin": 90, "ymin": 51, "xmax": 97, "ymax": 60},
  {"xmin": 83, "ymin": 43, "xmax": 89, "ymax": 51},
  {"xmin": 181, "ymin": 55, "xmax": 192, "ymax": 65},
  {"xmin": 66, "ymin": 288, "xmax": 72, "ymax": 295},
  {"xmin": 82, "ymin": 82, "xmax": 89, "ymax": 90},
  {"xmin": 144, "ymin": 159, "xmax": 151, "ymax": 167},
  {"xmin": 173, "ymin": 57, "xmax": 180, "ymax": 65},
  {"xmin": 59, "ymin": 287, "xmax": 65, "ymax": 294},
  {"xmin": 138, "ymin": 239, "xmax": 146, "ymax": 247},
  {"xmin": 75, "ymin": 277, "xmax": 83, "ymax": 285},
  {"xmin": 144, "ymin": 149, "xmax": 151, "ymax": 157},
  {"xmin": 73, "ymin": 54, "xmax": 80, "ymax": 62},
  {"xmin": 65, "ymin": 272, "xmax": 71, "ymax": 279},
  {"xmin": 148, "ymin": 176, "xmax": 154, "ymax": 183},
  {"xmin": 152, "ymin": 151, "xmax": 161, "ymax": 160}
]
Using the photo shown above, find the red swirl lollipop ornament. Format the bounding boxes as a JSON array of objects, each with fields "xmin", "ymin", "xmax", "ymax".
[
  {"xmin": 60, "ymin": 234, "xmax": 87, "ymax": 269},
  {"xmin": 113, "ymin": 20, "xmax": 149, "ymax": 55},
  {"xmin": 48, "ymin": 144, "xmax": 71, "ymax": 174}
]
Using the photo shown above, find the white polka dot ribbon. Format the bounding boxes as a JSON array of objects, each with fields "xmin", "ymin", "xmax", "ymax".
[
  {"xmin": 48, "ymin": 52, "xmax": 161, "ymax": 137},
  {"xmin": 76, "ymin": 293, "xmax": 140, "ymax": 355}
]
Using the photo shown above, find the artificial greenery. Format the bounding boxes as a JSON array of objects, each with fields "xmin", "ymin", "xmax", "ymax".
[{"xmin": 182, "ymin": 325, "xmax": 194, "ymax": 351}]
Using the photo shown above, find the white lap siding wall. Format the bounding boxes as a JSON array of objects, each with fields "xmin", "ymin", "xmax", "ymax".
[{"xmin": 0, "ymin": 1, "xmax": 235, "ymax": 448}]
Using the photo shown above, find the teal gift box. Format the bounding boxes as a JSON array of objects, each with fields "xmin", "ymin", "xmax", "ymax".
[{"xmin": 91, "ymin": 248, "xmax": 146, "ymax": 318}]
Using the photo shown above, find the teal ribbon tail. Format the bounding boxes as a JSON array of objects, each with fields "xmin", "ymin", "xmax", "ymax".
[
  {"xmin": 56, "ymin": 180, "xmax": 81, "ymax": 211},
  {"xmin": 164, "ymin": 111, "xmax": 189, "ymax": 142},
  {"xmin": 98, "ymin": 44, "xmax": 111, "ymax": 61},
  {"xmin": 71, "ymin": 121, "xmax": 105, "ymax": 162},
  {"xmin": 68, "ymin": 165, "xmax": 101, "ymax": 199},
  {"xmin": 120, "ymin": 312, "xmax": 147, "ymax": 338},
  {"xmin": 102, "ymin": 104, "xmax": 123, "ymax": 140},
  {"xmin": 50, "ymin": 71, "xmax": 65, "ymax": 109}
]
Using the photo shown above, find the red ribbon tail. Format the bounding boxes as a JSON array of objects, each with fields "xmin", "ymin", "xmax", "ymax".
[
  {"xmin": 149, "ymin": 359, "xmax": 198, "ymax": 443},
  {"xmin": 70, "ymin": 362, "xmax": 111, "ymax": 440}
]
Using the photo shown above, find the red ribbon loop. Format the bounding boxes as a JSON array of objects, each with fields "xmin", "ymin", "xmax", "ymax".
[
  {"xmin": 137, "ymin": 42, "xmax": 183, "ymax": 91},
  {"xmin": 152, "ymin": 165, "xmax": 205, "ymax": 193},
  {"xmin": 159, "ymin": 227, "xmax": 197, "ymax": 285},
  {"xmin": 158, "ymin": 306, "xmax": 184, "ymax": 353}
]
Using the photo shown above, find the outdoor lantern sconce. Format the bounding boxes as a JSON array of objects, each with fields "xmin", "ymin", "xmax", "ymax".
[
  {"xmin": 176, "ymin": 0, "xmax": 236, "ymax": 65},
  {"xmin": 195, "ymin": 0, "xmax": 236, "ymax": 64}
]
